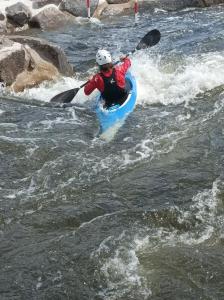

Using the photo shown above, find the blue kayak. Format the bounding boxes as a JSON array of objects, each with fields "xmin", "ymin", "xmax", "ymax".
[{"xmin": 95, "ymin": 72, "xmax": 137, "ymax": 134}]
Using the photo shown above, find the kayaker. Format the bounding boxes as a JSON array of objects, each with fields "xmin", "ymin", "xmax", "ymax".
[{"xmin": 84, "ymin": 49, "xmax": 131, "ymax": 108}]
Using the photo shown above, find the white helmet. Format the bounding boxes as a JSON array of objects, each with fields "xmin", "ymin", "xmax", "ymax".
[{"xmin": 96, "ymin": 49, "xmax": 112, "ymax": 65}]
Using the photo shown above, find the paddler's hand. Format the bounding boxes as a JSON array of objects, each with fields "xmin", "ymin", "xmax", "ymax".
[
  {"xmin": 120, "ymin": 56, "xmax": 127, "ymax": 62},
  {"xmin": 87, "ymin": 76, "xmax": 93, "ymax": 82}
]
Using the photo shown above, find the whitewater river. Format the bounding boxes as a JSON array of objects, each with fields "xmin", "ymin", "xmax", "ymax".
[{"xmin": 1, "ymin": 5, "xmax": 224, "ymax": 299}]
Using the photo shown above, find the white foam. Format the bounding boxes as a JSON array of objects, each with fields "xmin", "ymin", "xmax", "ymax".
[
  {"xmin": 76, "ymin": 16, "xmax": 102, "ymax": 25},
  {"xmin": 92, "ymin": 232, "xmax": 152, "ymax": 300},
  {"xmin": 99, "ymin": 249, "xmax": 151, "ymax": 300},
  {"xmin": 90, "ymin": 178, "xmax": 222, "ymax": 300},
  {"xmin": 17, "ymin": 76, "xmax": 91, "ymax": 104},
  {"xmin": 131, "ymin": 50, "xmax": 224, "ymax": 106},
  {"xmin": 13, "ymin": 49, "xmax": 224, "ymax": 111},
  {"xmin": 136, "ymin": 178, "xmax": 222, "ymax": 254},
  {"xmin": 99, "ymin": 119, "xmax": 124, "ymax": 142}
]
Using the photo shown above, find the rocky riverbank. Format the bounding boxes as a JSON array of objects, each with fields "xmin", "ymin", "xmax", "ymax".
[{"xmin": 0, "ymin": 0, "xmax": 224, "ymax": 33}]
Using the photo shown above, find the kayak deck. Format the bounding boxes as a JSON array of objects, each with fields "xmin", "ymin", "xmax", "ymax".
[{"xmin": 95, "ymin": 72, "xmax": 137, "ymax": 134}]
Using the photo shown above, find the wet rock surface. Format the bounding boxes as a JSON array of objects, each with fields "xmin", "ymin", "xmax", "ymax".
[
  {"xmin": 5, "ymin": 2, "xmax": 31, "ymax": 27},
  {"xmin": 29, "ymin": 6, "xmax": 76, "ymax": 30},
  {"xmin": 0, "ymin": 11, "xmax": 5, "ymax": 21},
  {"xmin": 8, "ymin": 35, "xmax": 74, "ymax": 77},
  {"xmin": 59, "ymin": 0, "xmax": 99, "ymax": 17},
  {"xmin": 32, "ymin": 0, "xmax": 62, "ymax": 9},
  {"xmin": 0, "ymin": 35, "xmax": 74, "ymax": 92},
  {"xmin": 0, "ymin": 37, "xmax": 26, "ymax": 86}
]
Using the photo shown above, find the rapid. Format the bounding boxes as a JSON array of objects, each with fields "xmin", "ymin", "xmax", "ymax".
[{"xmin": 0, "ymin": 4, "xmax": 224, "ymax": 300}]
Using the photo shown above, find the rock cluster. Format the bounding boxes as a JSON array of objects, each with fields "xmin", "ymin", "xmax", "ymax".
[
  {"xmin": 0, "ymin": 1, "xmax": 76, "ymax": 33},
  {"xmin": 0, "ymin": 0, "xmax": 223, "ymax": 34}
]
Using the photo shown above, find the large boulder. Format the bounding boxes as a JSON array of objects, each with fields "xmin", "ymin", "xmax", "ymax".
[
  {"xmin": 12, "ymin": 46, "xmax": 59, "ymax": 92},
  {"xmin": 0, "ymin": 21, "xmax": 7, "ymax": 33},
  {"xmin": 0, "ymin": 36, "xmax": 74, "ymax": 92},
  {"xmin": 0, "ymin": 11, "xmax": 5, "ymax": 21},
  {"xmin": 8, "ymin": 35, "xmax": 74, "ymax": 77},
  {"xmin": 93, "ymin": 0, "xmax": 109, "ymax": 18},
  {"xmin": 101, "ymin": 1, "xmax": 132, "ymax": 15},
  {"xmin": 5, "ymin": 2, "xmax": 31, "ymax": 27},
  {"xmin": 0, "ymin": 37, "xmax": 26, "ymax": 86},
  {"xmin": 32, "ymin": 0, "xmax": 62, "ymax": 9},
  {"xmin": 29, "ymin": 6, "xmax": 76, "ymax": 30},
  {"xmin": 59, "ymin": 0, "xmax": 99, "ymax": 17}
]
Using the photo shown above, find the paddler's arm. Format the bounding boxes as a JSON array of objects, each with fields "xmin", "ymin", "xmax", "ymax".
[
  {"xmin": 117, "ymin": 57, "xmax": 131, "ymax": 74},
  {"xmin": 84, "ymin": 74, "xmax": 104, "ymax": 95},
  {"xmin": 84, "ymin": 76, "xmax": 97, "ymax": 95}
]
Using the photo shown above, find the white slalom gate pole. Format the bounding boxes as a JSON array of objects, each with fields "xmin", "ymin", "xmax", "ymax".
[
  {"xmin": 86, "ymin": 0, "xmax": 90, "ymax": 18},
  {"xmin": 134, "ymin": 0, "xmax": 139, "ymax": 25}
]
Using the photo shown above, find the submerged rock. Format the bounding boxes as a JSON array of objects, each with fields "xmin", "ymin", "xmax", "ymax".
[
  {"xmin": 5, "ymin": 2, "xmax": 31, "ymax": 27},
  {"xmin": 29, "ymin": 6, "xmax": 76, "ymax": 30}
]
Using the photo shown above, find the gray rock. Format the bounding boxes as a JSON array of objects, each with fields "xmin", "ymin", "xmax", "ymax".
[
  {"xmin": 101, "ymin": 1, "xmax": 132, "ymax": 16},
  {"xmin": 0, "ymin": 11, "xmax": 5, "ymax": 21},
  {"xmin": 11, "ymin": 45, "xmax": 59, "ymax": 92},
  {"xmin": 92, "ymin": 0, "xmax": 108, "ymax": 18},
  {"xmin": 59, "ymin": 0, "xmax": 99, "ymax": 17},
  {"xmin": 0, "ymin": 35, "xmax": 74, "ymax": 92},
  {"xmin": 0, "ymin": 37, "xmax": 14, "ymax": 50},
  {"xmin": 8, "ymin": 35, "xmax": 74, "ymax": 77},
  {"xmin": 0, "ymin": 37, "xmax": 26, "ymax": 86},
  {"xmin": 32, "ymin": 0, "xmax": 62, "ymax": 9},
  {"xmin": 107, "ymin": 0, "xmax": 129, "ymax": 3},
  {"xmin": 5, "ymin": 2, "xmax": 31, "ymax": 27},
  {"xmin": 0, "ymin": 21, "xmax": 7, "ymax": 33},
  {"xmin": 203, "ymin": 0, "xmax": 224, "ymax": 5},
  {"xmin": 29, "ymin": 6, "xmax": 76, "ymax": 30}
]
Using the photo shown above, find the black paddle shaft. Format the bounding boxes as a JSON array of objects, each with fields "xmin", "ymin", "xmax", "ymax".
[{"xmin": 50, "ymin": 29, "xmax": 161, "ymax": 103}]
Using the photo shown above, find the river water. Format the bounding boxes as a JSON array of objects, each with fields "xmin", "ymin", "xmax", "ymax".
[{"xmin": 1, "ymin": 5, "xmax": 224, "ymax": 300}]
